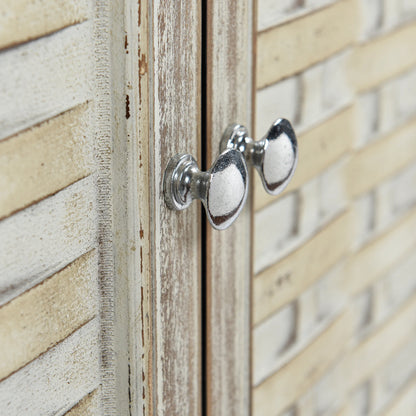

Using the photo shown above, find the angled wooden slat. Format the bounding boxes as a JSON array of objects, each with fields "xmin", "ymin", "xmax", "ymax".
[
  {"xmin": 0, "ymin": 318, "xmax": 100, "ymax": 415},
  {"xmin": 0, "ymin": 175, "xmax": 97, "ymax": 306},
  {"xmin": 254, "ymin": 211, "xmax": 352, "ymax": 325},
  {"xmin": 0, "ymin": 104, "xmax": 94, "ymax": 219},
  {"xmin": 255, "ymin": 106, "xmax": 356, "ymax": 211},
  {"xmin": 65, "ymin": 389, "xmax": 101, "ymax": 416},
  {"xmin": 253, "ymin": 312, "xmax": 353, "ymax": 416},
  {"xmin": 205, "ymin": 1, "xmax": 253, "ymax": 415},
  {"xmin": 346, "ymin": 294, "xmax": 416, "ymax": 391},
  {"xmin": 346, "ymin": 118, "xmax": 416, "ymax": 198},
  {"xmin": 346, "ymin": 209, "xmax": 416, "ymax": 296},
  {"xmin": 150, "ymin": 1, "xmax": 202, "ymax": 414},
  {"xmin": 0, "ymin": 250, "xmax": 98, "ymax": 380},
  {"xmin": 383, "ymin": 377, "xmax": 416, "ymax": 416},
  {"xmin": 257, "ymin": 0, "xmax": 334, "ymax": 32},
  {"xmin": 0, "ymin": 22, "xmax": 93, "ymax": 140},
  {"xmin": 0, "ymin": 0, "xmax": 91, "ymax": 50},
  {"xmin": 350, "ymin": 22, "xmax": 416, "ymax": 92},
  {"xmin": 257, "ymin": 0, "xmax": 358, "ymax": 88}
]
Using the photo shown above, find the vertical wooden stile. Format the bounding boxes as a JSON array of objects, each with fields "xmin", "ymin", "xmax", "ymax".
[
  {"xmin": 205, "ymin": 2, "xmax": 254, "ymax": 415},
  {"xmin": 149, "ymin": 1, "xmax": 202, "ymax": 415}
]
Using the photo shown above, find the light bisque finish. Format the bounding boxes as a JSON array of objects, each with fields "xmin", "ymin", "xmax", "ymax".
[
  {"xmin": 346, "ymin": 210, "xmax": 416, "ymax": 296},
  {"xmin": 0, "ymin": 0, "xmax": 90, "ymax": 50},
  {"xmin": 253, "ymin": 312, "xmax": 353, "ymax": 416},
  {"xmin": 257, "ymin": 0, "xmax": 334, "ymax": 32},
  {"xmin": 383, "ymin": 378, "xmax": 416, "ymax": 416},
  {"xmin": 65, "ymin": 389, "xmax": 101, "ymax": 416},
  {"xmin": 347, "ymin": 118, "xmax": 416, "ymax": 198},
  {"xmin": 350, "ymin": 22, "xmax": 416, "ymax": 92},
  {"xmin": 346, "ymin": 294, "xmax": 416, "ymax": 390},
  {"xmin": 0, "ymin": 104, "xmax": 93, "ymax": 219},
  {"xmin": 0, "ymin": 22, "xmax": 93, "ymax": 140},
  {"xmin": 0, "ymin": 319, "xmax": 100, "ymax": 416},
  {"xmin": 0, "ymin": 176, "xmax": 97, "ymax": 306},
  {"xmin": 254, "ymin": 106, "xmax": 356, "ymax": 211},
  {"xmin": 0, "ymin": 250, "xmax": 98, "ymax": 381},
  {"xmin": 254, "ymin": 211, "xmax": 352, "ymax": 325},
  {"xmin": 257, "ymin": 0, "xmax": 358, "ymax": 89},
  {"xmin": 205, "ymin": 1, "xmax": 253, "ymax": 414}
]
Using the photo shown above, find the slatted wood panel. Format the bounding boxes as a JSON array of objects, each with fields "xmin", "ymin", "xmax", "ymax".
[
  {"xmin": 205, "ymin": 2, "xmax": 254, "ymax": 415},
  {"xmin": 253, "ymin": 1, "xmax": 416, "ymax": 415}
]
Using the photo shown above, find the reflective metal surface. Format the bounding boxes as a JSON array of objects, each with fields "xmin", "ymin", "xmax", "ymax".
[
  {"xmin": 221, "ymin": 118, "xmax": 298, "ymax": 196},
  {"xmin": 163, "ymin": 149, "xmax": 248, "ymax": 230}
]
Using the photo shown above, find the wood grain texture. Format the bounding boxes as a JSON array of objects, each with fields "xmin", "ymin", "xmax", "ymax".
[
  {"xmin": 346, "ymin": 209, "xmax": 416, "ymax": 296},
  {"xmin": 253, "ymin": 312, "xmax": 352, "ymax": 416},
  {"xmin": 151, "ymin": 1, "xmax": 202, "ymax": 414},
  {"xmin": 257, "ymin": 0, "xmax": 334, "ymax": 32},
  {"xmin": 0, "ymin": 22, "xmax": 93, "ymax": 140},
  {"xmin": 350, "ymin": 22, "xmax": 416, "ymax": 92},
  {"xmin": 0, "ymin": 250, "xmax": 98, "ymax": 381},
  {"xmin": 254, "ymin": 211, "xmax": 352, "ymax": 325},
  {"xmin": 0, "ymin": 318, "xmax": 100, "ymax": 415},
  {"xmin": 0, "ymin": 175, "xmax": 97, "ymax": 306},
  {"xmin": 0, "ymin": 0, "xmax": 91, "ymax": 50},
  {"xmin": 65, "ymin": 389, "xmax": 102, "ymax": 416},
  {"xmin": 205, "ymin": 1, "xmax": 253, "ymax": 415},
  {"xmin": 0, "ymin": 104, "xmax": 94, "ymax": 219},
  {"xmin": 257, "ymin": 0, "xmax": 358, "ymax": 88},
  {"xmin": 346, "ymin": 294, "xmax": 416, "ymax": 390},
  {"xmin": 346, "ymin": 118, "xmax": 416, "ymax": 198},
  {"xmin": 254, "ymin": 106, "xmax": 356, "ymax": 211}
]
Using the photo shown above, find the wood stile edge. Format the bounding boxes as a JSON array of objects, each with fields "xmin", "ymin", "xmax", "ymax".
[
  {"xmin": 0, "ymin": 103, "xmax": 94, "ymax": 220},
  {"xmin": 0, "ymin": 0, "xmax": 91, "ymax": 50},
  {"xmin": 0, "ymin": 21, "xmax": 93, "ymax": 141},
  {"xmin": 0, "ymin": 249, "xmax": 98, "ymax": 382},
  {"xmin": 0, "ymin": 318, "xmax": 101, "ymax": 416},
  {"xmin": 205, "ymin": 1, "xmax": 253, "ymax": 415},
  {"xmin": 149, "ymin": 1, "xmax": 202, "ymax": 415}
]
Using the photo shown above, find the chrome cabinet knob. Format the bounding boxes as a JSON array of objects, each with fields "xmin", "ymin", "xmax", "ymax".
[
  {"xmin": 163, "ymin": 149, "xmax": 248, "ymax": 230},
  {"xmin": 221, "ymin": 119, "xmax": 298, "ymax": 196}
]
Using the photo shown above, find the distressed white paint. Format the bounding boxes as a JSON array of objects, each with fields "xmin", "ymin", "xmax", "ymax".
[
  {"xmin": 0, "ymin": 22, "xmax": 93, "ymax": 140},
  {"xmin": 0, "ymin": 175, "xmax": 97, "ymax": 305},
  {"xmin": 0, "ymin": 319, "xmax": 100, "ymax": 416}
]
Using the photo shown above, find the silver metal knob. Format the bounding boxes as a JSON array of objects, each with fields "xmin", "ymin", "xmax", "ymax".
[
  {"xmin": 163, "ymin": 149, "xmax": 248, "ymax": 230},
  {"xmin": 221, "ymin": 119, "xmax": 298, "ymax": 196}
]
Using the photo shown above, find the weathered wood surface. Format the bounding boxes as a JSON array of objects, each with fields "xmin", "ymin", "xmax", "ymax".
[
  {"xmin": 205, "ymin": 1, "xmax": 253, "ymax": 415},
  {"xmin": 257, "ymin": 0, "xmax": 358, "ymax": 88},
  {"xmin": 254, "ymin": 211, "xmax": 351, "ymax": 324},
  {"xmin": 0, "ymin": 104, "xmax": 94, "ymax": 219},
  {"xmin": 346, "ymin": 118, "xmax": 416, "ymax": 198},
  {"xmin": 0, "ymin": 250, "xmax": 98, "ymax": 381},
  {"xmin": 253, "ymin": 312, "xmax": 352, "ymax": 416},
  {"xmin": 0, "ymin": 0, "xmax": 91, "ymax": 50},
  {"xmin": 65, "ymin": 389, "xmax": 102, "ymax": 416},
  {"xmin": 0, "ymin": 22, "xmax": 93, "ymax": 140},
  {"xmin": 0, "ymin": 176, "xmax": 97, "ymax": 306},
  {"xmin": 150, "ymin": 1, "xmax": 202, "ymax": 414},
  {"xmin": 0, "ymin": 319, "xmax": 100, "ymax": 416}
]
